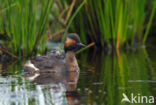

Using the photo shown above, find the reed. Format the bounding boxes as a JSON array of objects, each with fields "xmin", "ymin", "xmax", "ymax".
[
  {"xmin": 59, "ymin": 0, "xmax": 87, "ymax": 50},
  {"xmin": 143, "ymin": 0, "xmax": 156, "ymax": 44},
  {"xmin": 70, "ymin": 0, "xmax": 156, "ymax": 48},
  {"xmin": 0, "ymin": 0, "xmax": 53, "ymax": 56}
]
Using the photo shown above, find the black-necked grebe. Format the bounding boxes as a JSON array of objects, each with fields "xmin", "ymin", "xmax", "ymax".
[{"xmin": 24, "ymin": 33, "xmax": 85, "ymax": 73}]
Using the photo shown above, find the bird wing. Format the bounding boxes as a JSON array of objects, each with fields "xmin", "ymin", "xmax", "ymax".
[{"xmin": 30, "ymin": 55, "xmax": 66, "ymax": 72}]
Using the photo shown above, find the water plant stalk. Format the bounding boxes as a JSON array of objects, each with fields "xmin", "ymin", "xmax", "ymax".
[
  {"xmin": 0, "ymin": 0, "xmax": 53, "ymax": 56},
  {"xmin": 70, "ymin": 0, "xmax": 155, "ymax": 48},
  {"xmin": 59, "ymin": 0, "xmax": 87, "ymax": 50}
]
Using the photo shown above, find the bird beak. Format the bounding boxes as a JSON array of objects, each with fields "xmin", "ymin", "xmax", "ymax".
[{"xmin": 77, "ymin": 43, "xmax": 86, "ymax": 47}]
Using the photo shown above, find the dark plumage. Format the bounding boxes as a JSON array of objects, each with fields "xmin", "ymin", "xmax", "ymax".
[
  {"xmin": 23, "ymin": 33, "xmax": 85, "ymax": 74},
  {"xmin": 24, "ymin": 33, "xmax": 83, "ymax": 105},
  {"xmin": 67, "ymin": 33, "xmax": 80, "ymax": 43},
  {"xmin": 32, "ymin": 55, "xmax": 67, "ymax": 72}
]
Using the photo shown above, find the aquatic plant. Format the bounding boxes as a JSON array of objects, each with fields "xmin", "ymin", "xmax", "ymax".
[
  {"xmin": 0, "ymin": 0, "xmax": 53, "ymax": 57},
  {"xmin": 70, "ymin": 0, "xmax": 156, "ymax": 48},
  {"xmin": 60, "ymin": 0, "xmax": 87, "ymax": 49}
]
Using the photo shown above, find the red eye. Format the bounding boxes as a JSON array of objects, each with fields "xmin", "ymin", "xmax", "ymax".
[{"xmin": 73, "ymin": 41, "xmax": 76, "ymax": 44}]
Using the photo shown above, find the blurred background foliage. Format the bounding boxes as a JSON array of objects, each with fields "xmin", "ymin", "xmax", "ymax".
[
  {"xmin": 0, "ymin": 0, "xmax": 156, "ymax": 57},
  {"xmin": 69, "ymin": 0, "xmax": 156, "ymax": 48},
  {"xmin": 0, "ymin": 0, "xmax": 53, "ymax": 57}
]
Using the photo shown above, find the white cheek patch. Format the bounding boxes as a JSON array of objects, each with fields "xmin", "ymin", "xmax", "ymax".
[{"xmin": 24, "ymin": 60, "xmax": 39, "ymax": 71}]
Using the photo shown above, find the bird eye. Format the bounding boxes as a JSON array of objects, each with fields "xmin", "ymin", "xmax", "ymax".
[{"xmin": 73, "ymin": 41, "xmax": 76, "ymax": 44}]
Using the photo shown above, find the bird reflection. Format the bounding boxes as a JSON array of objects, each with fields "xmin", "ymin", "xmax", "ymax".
[{"xmin": 25, "ymin": 71, "xmax": 80, "ymax": 105}]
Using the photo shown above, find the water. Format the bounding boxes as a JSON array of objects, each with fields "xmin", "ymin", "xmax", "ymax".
[{"xmin": 0, "ymin": 41, "xmax": 156, "ymax": 105}]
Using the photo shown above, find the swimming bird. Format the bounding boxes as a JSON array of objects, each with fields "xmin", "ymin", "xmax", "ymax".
[{"xmin": 23, "ymin": 33, "xmax": 85, "ymax": 73}]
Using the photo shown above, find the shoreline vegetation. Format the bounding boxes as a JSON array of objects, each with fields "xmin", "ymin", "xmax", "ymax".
[{"xmin": 0, "ymin": 0, "xmax": 156, "ymax": 58}]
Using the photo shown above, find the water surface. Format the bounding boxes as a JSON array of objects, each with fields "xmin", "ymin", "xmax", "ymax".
[{"xmin": 0, "ymin": 41, "xmax": 156, "ymax": 105}]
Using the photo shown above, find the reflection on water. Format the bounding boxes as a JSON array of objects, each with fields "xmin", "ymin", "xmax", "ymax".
[
  {"xmin": 0, "ymin": 48, "xmax": 156, "ymax": 105},
  {"xmin": 0, "ymin": 62, "xmax": 80, "ymax": 105}
]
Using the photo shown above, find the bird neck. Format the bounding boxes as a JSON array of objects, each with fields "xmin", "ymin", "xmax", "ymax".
[{"xmin": 65, "ymin": 51, "xmax": 79, "ymax": 72}]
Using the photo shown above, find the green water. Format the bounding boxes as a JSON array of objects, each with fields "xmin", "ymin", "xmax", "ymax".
[{"xmin": 0, "ymin": 42, "xmax": 156, "ymax": 105}]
